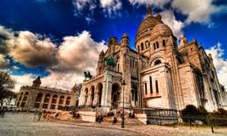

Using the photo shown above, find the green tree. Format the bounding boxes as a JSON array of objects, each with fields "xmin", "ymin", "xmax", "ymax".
[{"xmin": 0, "ymin": 71, "xmax": 15, "ymax": 108}]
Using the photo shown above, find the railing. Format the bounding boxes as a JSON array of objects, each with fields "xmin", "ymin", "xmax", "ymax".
[{"xmin": 133, "ymin": 108, "xmax": 227, "ymax": 134}]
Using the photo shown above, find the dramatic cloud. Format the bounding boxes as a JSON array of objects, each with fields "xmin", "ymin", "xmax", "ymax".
[
  {"xmin": 56, "ymin": 30, "xmax": 107, "ymax": 74},
  {"xmin": 205, "ymin": 43, "xmax": 227, "ymax": 90},
  {"xmin": 129, "ymin": 0, "xmax": 170, "ymax": 8},
  {"xmin": 7, "ymin": 31, "xmax": 57, "ymax": 68},
  {"xmin": 172, "ymin": 0, "xmax": 221, "ymax": 24},
  {"xmin": 160, "ymin": 10, "xmax": 184, "ymax": 37}
]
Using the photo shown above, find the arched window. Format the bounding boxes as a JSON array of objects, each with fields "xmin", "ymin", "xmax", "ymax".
[
  {"xmin": 155, "ymin": 80, "xmax": 159, "ymax": 93},
  {"xmin": 163, "ymin": 40, "xmax": 166, "ymax": 47},
  {"xmin": 44, "ymin": 94, "xmax": 50, "ymax": 103},
  {"xmin": 149, "ymin": 76, "xmax": 153, "ymax": 94},
  {"xmin": 153, "ymin": 43, "xmax": 156, "ymax": 50},
  {"xmin": 66, "ymin": 97, "xmax": 71, "ymax": 105},
  {"xmin": 154, "ymin": 59, "xmax": 162, "ymax": 65},
  {"xmin": 51, "ymin": 95, "xmax": 58, "ymax": 104},
  {"xmin": 144, "ymin": 83, "xmax": 148, "ymax": 95},
  {"xmin": 59, "ymin": 96, "xmax": 64, "ymax": 105},
  {"xmin": 141, "ymin": 43, "xmax": 144, "ymax": 51},
  {"xmin": 156, "ymin": 41, "xmax": 159, "ymax": 48}
]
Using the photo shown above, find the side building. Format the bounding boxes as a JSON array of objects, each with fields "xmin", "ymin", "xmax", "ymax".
[
  {"xmin": 78, "ymin": 6, "xmax": 227, "ymax": 112},
  {"xmin": 15, "ymin": 76, "xmax": 79, "ymax": 112}
]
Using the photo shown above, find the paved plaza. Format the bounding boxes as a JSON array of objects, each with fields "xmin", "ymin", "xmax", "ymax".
[
  {"xmin": 0, "ymin": 113, "xmax": 143, "ymax": 136},
  {"xmin": 0, "ymin": 112, "xmax": 227, "ymax": 136}
]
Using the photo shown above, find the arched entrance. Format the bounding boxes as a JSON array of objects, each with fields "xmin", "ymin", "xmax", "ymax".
[
  {"xmin": 97, "ymin": 83, "xmax": 103, "ymax": 107},
  {"xmin": 111, "ymin": 83, "xmax": 121, "ymax": 109}
]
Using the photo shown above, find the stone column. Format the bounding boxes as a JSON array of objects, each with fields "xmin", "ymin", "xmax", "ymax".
[
  {"xmin": 55, "ymin": 96, "xmax": 60, "ymax": 110},
  {"xmin": 93, "ymin": 92, "xmax": 99, "ymax": 106},
  {"xmin": 47, "ymin": 95, "xmax": 53, "ymax": 111},
  {"xmin": 86, "ymin": 93, "xmax": 92, "ymax": 107},
  {"xmin": 39, "ymin": 93, "xmax": 45, "ymax": 110}
]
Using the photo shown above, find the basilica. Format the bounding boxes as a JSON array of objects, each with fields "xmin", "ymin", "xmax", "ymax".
[{"xmin": 78, "ymin": 6, "xmax": 227, "ymax": 112}]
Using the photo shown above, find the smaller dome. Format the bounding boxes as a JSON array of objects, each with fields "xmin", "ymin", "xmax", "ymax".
[{"xmin": 150, "ymin": 23, "xmax": 173, "ymax": 39}]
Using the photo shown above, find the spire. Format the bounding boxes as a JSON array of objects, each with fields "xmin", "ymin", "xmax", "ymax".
[{"xmin": 147, "ymin": 4, "xmax": 152, "ymax": 16}]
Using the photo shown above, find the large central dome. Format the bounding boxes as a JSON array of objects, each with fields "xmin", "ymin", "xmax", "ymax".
[
  {"xmin": 136, "ymin": 6, "xmax": 163, "ymax": 41},
  {"xmin": 137, "ymin": 15, "xmax": 162, "ymax": 33}
]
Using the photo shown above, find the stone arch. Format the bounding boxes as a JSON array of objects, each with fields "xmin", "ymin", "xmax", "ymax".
[
  {"xmin": 66, "ymin": 96, "xmax": 71, "ymax": 106},
  {"xmin": 59, "ymin": 96, "xmax": 65, "ymax": 105},
  {"xmin": 111, "ymin": 82, "xmax": 121, "ymax": 109},
  {"xmin": 150, "ymin": 57, "xmax": 164, "ymax": 66},
  {"xmin": 50, "ymin": 95, "xmax": 58, "ymax": 109},
  {"xmin": 43, "ymin": 94, "xmax": 50, "ymax": 109},
  {"xmin": 90, "ymin": 85, "xmax": 95, "ymax": 106},
  {"xmin": 34, "ymin": 93, "xmax": 43, "ymax": 108},
  {"xmin": 96, "ymin": 82, "xmax": 103, "ymax": 106}
]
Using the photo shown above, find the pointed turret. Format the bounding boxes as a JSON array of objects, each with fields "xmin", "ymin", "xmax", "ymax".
[
  {"xmin": 32, "ymin": 76, "xmax": 41, "ymax": 87},
  {"xmin": 121, "ymin": 33, "xmax": 129, "ymax": 47}
]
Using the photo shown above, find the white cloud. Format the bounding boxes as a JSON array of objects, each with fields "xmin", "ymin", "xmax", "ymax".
[
  {"xmin": 100, "ymin": 0, "xmax": 122, "ymax": 18},
  {"xmin": 128, "ymin": 0, "xmax": 170, "ymax": 8},
  {"xmin": 205, "ymin": 43, "xmax": 227, "ymax": 91},
  {"xmin": 7, "ymin": 31, "xmax": 57, "ymax": 68},
  {"xmin": 41, "ymin": 71, "xmax": 84, "ymax": 91},
  {"xmin": 172, "ymin": 0, "xmax": 220, "ymax": 24},
  {"xmin": 11, "ymin": 74, "xmax": 34, "ymax": 92},
  {"xmin": 159, "ymin": 10, "xmax": 184, "ymax": 37},
  {"xmin": 56, "ymin": 30, "xmax": 107, "ymax": 74}
]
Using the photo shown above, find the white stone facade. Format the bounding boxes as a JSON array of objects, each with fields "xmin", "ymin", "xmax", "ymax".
[{"xmin": 78, "ymin": 6, "xmax": 227, "ymax": 112}]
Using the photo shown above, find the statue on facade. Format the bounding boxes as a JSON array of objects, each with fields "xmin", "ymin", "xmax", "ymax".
[
  {"xmin": 84, "ymin": 71, "xmax": 92, "ymax": 79},
  {"xmin": 104, "ymin": 57, "xmax": 116, "ymax": 67}
]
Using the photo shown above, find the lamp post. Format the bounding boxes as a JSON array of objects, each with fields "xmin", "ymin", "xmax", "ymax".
[{"xmin": 121, "ymin": 79, "xmax": 126, "ymax": 128}]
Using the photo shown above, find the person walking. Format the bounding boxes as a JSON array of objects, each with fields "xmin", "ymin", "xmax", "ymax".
[
  {"xmin": 1, "ymin": 109, "xmax": 5, "ymax": 117},
  {"xmin": 37, "ymin": 110, "xmax": 42, "ymax": 121}
]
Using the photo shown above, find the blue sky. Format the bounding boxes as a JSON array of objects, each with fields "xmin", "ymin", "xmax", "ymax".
[{"xmin": 0, "ymin": 0, "xmax": 227, "ymax": 92}]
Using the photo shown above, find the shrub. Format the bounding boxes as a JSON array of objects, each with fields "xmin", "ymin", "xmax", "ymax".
[{"xmin": 181, "ymin": 105, "xmax": 208, "ymax": 124}]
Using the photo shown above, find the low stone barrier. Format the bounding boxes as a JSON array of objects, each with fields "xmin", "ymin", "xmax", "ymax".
[
  {"xmin": 135, "ymin": 114, "xmax": 147, "ymax": 124},
  {"xmin": 78, "ymin": 111, "xmax": 96, "ymax": 122}
]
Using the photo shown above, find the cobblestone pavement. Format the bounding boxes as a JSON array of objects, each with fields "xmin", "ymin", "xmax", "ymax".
[
  {"xmin": 1, "ymin": 113, "xmax": 227, "ymax": 136},
  {"xmin": 0, "ymin": 113, "xmax": 143, "ymax": 136}
]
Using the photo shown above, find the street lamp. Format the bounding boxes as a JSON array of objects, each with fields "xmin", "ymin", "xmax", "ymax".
[{"xmin": 121, "ymin": 79, "xmax": 126, "ymax": 128}]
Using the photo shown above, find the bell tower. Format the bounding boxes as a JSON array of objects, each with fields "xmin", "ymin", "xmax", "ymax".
[{"xmin": 32, "ymin": 76, "xmax": 41, "ymax": 87}]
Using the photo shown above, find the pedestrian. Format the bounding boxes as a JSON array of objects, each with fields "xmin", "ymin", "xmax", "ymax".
[
  {"xmin": 37, "ymin": 110, "xmax": 42, "ymax": 121},
  {"xmin": 1, "ymin": 109, "xmax": 5, "ymax": 117},
  {"xmin": 112, "ymin": 116, "xmax": 117, "ymax": 124}
]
